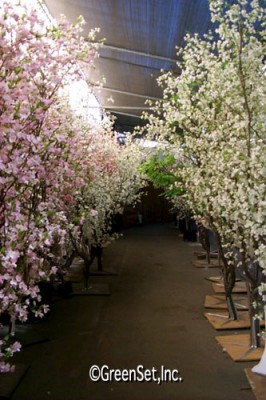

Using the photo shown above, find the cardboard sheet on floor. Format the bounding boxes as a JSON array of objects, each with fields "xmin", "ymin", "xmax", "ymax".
[
  {"xmin": 216, "ymin": 334, "xmax": 264, "ymax": 362},
  {"xmin": 65, "ymin": 272, "xmax": 83, "ymax": 283},
  {"xmin": 192, "ymin": 259, "xmax": 222, "ymax": 268},
  {"xmin": 65, "ymin": 257, "xmax": 118, "ymax": 279},
  {"xmin": 205, "ymin": 276, "xmax": 241, "ymax": 283},
  {"xmin": 194, "ymin": 251, "xmax": 218, "ymax": 260},
  {"xmin": 65, "ymin": 261, "xmax": 84, "ymax": 283},
  {"xmin": 245, "ymin": 368, "xmax": 266, "ymax": 400},
  {"xmin": 0, "ymin": 364, "xmax": 28, "ymax": 400},
  {"xmin": 204, "ymin": 294, "xmax": 248, "ymax": 310},
  {"xmin": 212, "ymin": 281, "xmax": 247, "ymax": 294},
  {"xmin": 205, "ymin": 311, "xmax": 265, "ymax": 330},
  {"xmin": 72, "ymin": 283, "xmax": 111, "ymax": 296},
  {"xmin": 205, "ymin": 275, "xmax": 223, "ymax": 283}
]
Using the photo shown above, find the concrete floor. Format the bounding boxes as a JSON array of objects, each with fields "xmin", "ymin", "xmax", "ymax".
[{"xmin": 11, "ymin": 223, "xmax": 256, "ymax": 400}]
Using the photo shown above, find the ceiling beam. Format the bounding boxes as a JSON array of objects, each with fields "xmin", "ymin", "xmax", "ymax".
[
  {"xmin": 99, "ymin": 55, "xmax": 171, "ymax": 71},
  {"xmin": 94, "ymin": 86, "xmax": 160, "ymax": 101},
  {"xmin": 110, "ymin": 110, "xmax": 147, "ymax": 119},
  {"xmin": 100, "ymin": 43, "xmax": 178, "ymax": 64},
  {"xmin": 98, "ymin": 106, "xmax": 153, "ymax": 110}
]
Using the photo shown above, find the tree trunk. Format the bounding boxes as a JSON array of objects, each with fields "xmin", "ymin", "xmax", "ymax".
[
  {"xmin": 244, "ymin": 268, "xmax": 261, "ymax": 348},
  {"xmin": 83, "ymin": 259, "xmax": 91, "ymax": 290},
  {"xmin": 216, "ymin": 235, "xmax": 238, "ymax": 320},
  {"xmin": 96, "ymin": 247, "xmax": 103, "ymax": 272},
  {"xmin": 198, "ymin": 225, "xmax": 210, "ymax": 264}
]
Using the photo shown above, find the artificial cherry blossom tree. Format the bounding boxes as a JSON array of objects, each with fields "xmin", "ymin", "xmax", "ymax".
[
  {"xmin": 0, "ymin": 0, "xmax": 101, "ymax": 372},
  {"xmin": 64, "ymin": 125, "xmax": 146, "ymax": 287},
  {"xmin": 142, "ymin": 0, "xmax": 265, "ymax": 348}
]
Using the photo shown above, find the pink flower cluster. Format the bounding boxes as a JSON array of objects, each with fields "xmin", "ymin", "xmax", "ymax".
[
  {"xmin": 0, "ymin": 1, "xmax": 145, "ymax": 373},
  {"xmin": 0, "ymin": 1, "xmax": 100, "ymax": 372}
]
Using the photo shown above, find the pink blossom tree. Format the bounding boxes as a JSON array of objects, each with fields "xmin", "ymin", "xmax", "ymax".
[{"xmin": 0, "ymin": 1, "xmax": 100, "ymax": 372}]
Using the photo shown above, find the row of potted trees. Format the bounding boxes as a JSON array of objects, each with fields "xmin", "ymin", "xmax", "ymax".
[
  {"xmin": 0, "ymin": 1, "xmax": 146, "ymax": 372},
  {"xmin": 140, "ymin": 0, "xmax": 266, "ymax": 375}
]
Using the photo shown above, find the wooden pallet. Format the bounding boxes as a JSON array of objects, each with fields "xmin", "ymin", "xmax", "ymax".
[
  {"xmin": 205, "ymin": 311, "xmax": 265, "ymax": 330},
  {"xmin": 245, "ymin": 368, "xmax": 266, "ymax": 399},
  {"xmin": 192, "ymin": 259, "xmax": 222, "ymax": 268},
  {"xmin": 216, "ymin": 334, "xmax": 264, "ymax": 362},
  {"xmin": 205, "ymin": 275, "xmax": 241, "ymax": 283},
  {"xmin": 72, "ymin": 283, "xmax": 111, "ymax": 296},
  {"xmin": 204, "ymin": 294, "xmax": 248, "ymax": 310},
  {"xmin": 212, "ymin": 281, "xmax": 247, "ymax": 294},
  {"xmin": 194, "ymin": 251, "xmax": 218, "ymax": 259},
  {"xmin": 205, "ymin": 275, "xmax": 223, "ymax": 283}
]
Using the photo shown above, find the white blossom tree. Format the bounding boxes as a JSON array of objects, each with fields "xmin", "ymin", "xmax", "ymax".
[
  {"xmin": 64, "ymin": 125, "xmax": 146, "ymax": 287},
  {"xmin": 142, "ymin": 0, "xmax": 265, "ymax": 349}
]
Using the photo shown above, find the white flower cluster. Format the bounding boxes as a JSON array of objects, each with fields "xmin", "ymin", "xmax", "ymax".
[
  {"xmin": 142, "ymin": 0, "xmax": 265, "ymax": 307},
  {"xmin": 65, "ymin": 125, "xmax": 146, "ymax": 259}
]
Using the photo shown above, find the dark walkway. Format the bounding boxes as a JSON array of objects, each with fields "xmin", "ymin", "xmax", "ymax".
[{"xmin": 12, "ymin": 223, "xmax": 255, "ymax": 400}]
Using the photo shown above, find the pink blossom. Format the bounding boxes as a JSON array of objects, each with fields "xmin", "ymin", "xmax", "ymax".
[
  {"xmin": 10, "ymin": 341, "xmax": 21, "ymax": 354},
  {"xmin": 0, "ymin": 0, "xmax": 102, "ymax": 371}
]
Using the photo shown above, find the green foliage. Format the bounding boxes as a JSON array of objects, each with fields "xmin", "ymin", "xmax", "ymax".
[{"xmin": 140, "ymin": 151, "xmax": 186, "ymax": 197}]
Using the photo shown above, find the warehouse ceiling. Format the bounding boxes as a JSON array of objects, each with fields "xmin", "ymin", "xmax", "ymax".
[{"xmin": 44, "ymin": 0, "xmax": 215, "ymax": 132}]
